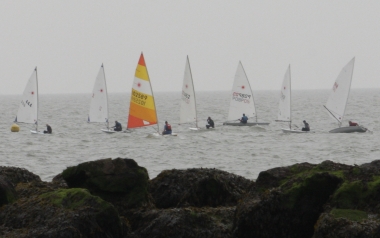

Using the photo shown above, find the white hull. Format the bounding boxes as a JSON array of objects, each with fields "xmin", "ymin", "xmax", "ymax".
[
  {"xmin": 189, "ymin": 127, "xmax": 201, "ymax": 131},
  {"xmin": 223, "ymin": 122, "xmax": 270, "ymax": 126},
  {"xmin": 101, "ymin": 129, "xmax": 117, "ymax": 133},
  {"xmin": 282, "ymin": 128, "xmax": 311, "ymax": 133},
  {"xmin": 31, "ymin": 130, "xmax": 45, "ymax": 134},
  {"xmin": 329, "ymin": 126, "xmax": 367, "ymax": 133}
]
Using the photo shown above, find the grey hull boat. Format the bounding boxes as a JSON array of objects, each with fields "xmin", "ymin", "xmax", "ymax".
[
  {"xmin": 223, "ymin": 122, "xmax": 270, "ymax": 126},
  {"xmin": 329, "ymin": 126, "xmax": 367, "ymax": 133}
]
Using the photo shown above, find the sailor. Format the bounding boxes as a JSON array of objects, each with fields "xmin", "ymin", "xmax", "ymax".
[
  {"xmin": 162, "ymin": 121, "xmax": 172, "ymax": 135},
  {"xmin": 206, "ymin": 117, "xmax": 215, "ymax": 129},
  {"xmin": 113, "ymin": 121, "xmax": 122, "ymax": 131},
  {"xmin": 239, "ymin": 113, "xmax": 248, "ymax": 124},
  {"xmin": 302, "ymin": 120, "xmax": 310, "ymax": 131},
  {"xmin": 349, "ymin": 121, "xmax": 358, "ymax": 126},
  {"xmin": 44, "ymin": 124, "xmax": 52, "ymax": 134}
]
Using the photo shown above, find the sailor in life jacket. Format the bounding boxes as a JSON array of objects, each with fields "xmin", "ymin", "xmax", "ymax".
[
  {"xmin": 349, "ymin": 121, "xmax": 358, "ymax": 127},
  {"xmin": 163, "ymin": 121, "xmax": 172, "ymax": 135}
]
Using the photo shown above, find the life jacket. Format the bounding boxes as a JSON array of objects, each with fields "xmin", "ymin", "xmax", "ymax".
[{"xmin": 166, "ymin": 124, "xmax": 172, "ymax": 131}]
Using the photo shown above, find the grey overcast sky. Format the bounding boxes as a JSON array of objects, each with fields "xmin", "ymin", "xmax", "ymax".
[{"xmin": 1, "ymin": 1, "xmax": 379, "ymax": 95}]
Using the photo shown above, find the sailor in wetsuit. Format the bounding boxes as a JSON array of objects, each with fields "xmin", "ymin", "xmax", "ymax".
[
  {"xmin": 113, "ymin": 121, "xmax": 122, "ymax": 131},
  {"xmin": 44, "ymin": 124, "xmax": 52, "ymax": 134},
  {"xmin": 206, "ymin": 117, "xmax": 214, "ymax": 129},
  {"xmin": 239, "ymin": 114, "xmax": 248, "ymax": 124},
  {"xmin": 302, "ymin": 120, "xmax": 310, "ymax": 131}
]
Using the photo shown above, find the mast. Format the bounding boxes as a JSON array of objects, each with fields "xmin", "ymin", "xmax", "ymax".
[
  {"xmin": 102, "ymin": 63, "xmax": 110, "ymax": 129},
  {"xmin": 143, "ymin": 52, "xmax": 160, "ymax": 133},
  {"xmin": 289, "ymin": 65, "xmax": 292, "ymax": 130},
  {"xmin": 187, "ymin": 55, "xmax": 198, "ymax": 128},
  {"xmin": 240, "ymin": 61, "xmax": 257, "ymax": 122},
  {"xmin": 35, "ymin": 67, "xmax": 38, "ymax": 132},
  {"xmin": 340, "ymin": 57, "xmax": 355, "ymax": 128}
]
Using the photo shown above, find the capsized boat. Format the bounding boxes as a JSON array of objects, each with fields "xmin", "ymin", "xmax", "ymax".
[
  {"xmin": 223, "ymin": 61, "xmax": 270, "ymax": 126},
  {"xmin": 324, "ymin": 57, "xmax": 367, "ymax": 133}
]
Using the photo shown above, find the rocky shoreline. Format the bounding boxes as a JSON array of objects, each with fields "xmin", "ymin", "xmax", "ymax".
[{"xmin": 1, "ymin": 158, "xmax": 380, "ymax": 237}]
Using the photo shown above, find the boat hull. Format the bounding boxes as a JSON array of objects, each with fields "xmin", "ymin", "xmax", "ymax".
[
  {"xmin": 282, "ymin": 128, "xmax": 311, "ymax": 133},
  {"xmin": 223, "ymin": 122, "xmax": 270, "ymax": 126},
  {"xmin": 101, "ymin": 129, "xmax": 117, "ymax": 133},
  {"xmin": 329, "ymin": 126, "xmax": 367, "ymax": 133},
  {"xmin": 31, "ymin": 130, "xmax": 45, "ymax": 134}
]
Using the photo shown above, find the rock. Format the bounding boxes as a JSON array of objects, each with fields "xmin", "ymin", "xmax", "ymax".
[
  {"xmin": 0, "ymin": 187, "xmax": 129, "ymax": 237},
  {"xmin": 234, "ymin": 172, "xmax": 342, "ymax": 238},
  {"xmin": 0, "ymin": 166, "xmax": 41, "ymax": 185},
  {"xmin": 313, "ymin": 212, "xmax": 380, "ymax": 238},
  {"xmin": 150, "ymin": 168, "xmax": 253, "ymax": 208},
  {"xmin": 61, "ymin": 158, "xmax": 152, "ymax": 208},
  {"xmin": 129, "ymin": 207, "xmax": 234, "ymax": 238},
  {"xmin": 0, "ymin": 175, "xmax": 17, "ymax": 207}
]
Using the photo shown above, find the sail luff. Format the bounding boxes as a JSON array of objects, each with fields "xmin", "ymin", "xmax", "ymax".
[
  {"xmin": 188, "ymin": 56, "xmax": 198, "ymax": 128},
  {"xmin": 289, "ymin": 65, "xmax": 292, "ymax": 130},
  {"xmin": 35, "ymin": 67, "xmax": 39, "ymax": 132},
  {"xmin": 102, "ymin": 64, "xmax": 110, "ymax": 129}
]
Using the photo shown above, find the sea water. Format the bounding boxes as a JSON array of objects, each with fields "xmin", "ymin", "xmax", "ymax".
[{"xmin": 1, "ymin": 89, "xmax": 379, "ymax": 181}]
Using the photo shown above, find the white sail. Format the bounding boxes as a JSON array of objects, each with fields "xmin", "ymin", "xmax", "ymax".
[
  {"xmin": 227, "ymin": 61, "xmax": 256, "ymax": 121},
  {"xmin": 277, "ymin": 65, "xmax": 291, "ymax": 123},
  {"xmin": 324, "ymin": 58, "xmax": 355, "ymax": 126},
  {"xmin": 180, "ymin": 56, "xmax": 197, "ymax": 127},
  {"xmin": 88, "ymin": 64, "xmax": 109, "ymax": 126},
  {"xmin": 15, "ymin": 68, "xmax": 38, "ymax": 124}
]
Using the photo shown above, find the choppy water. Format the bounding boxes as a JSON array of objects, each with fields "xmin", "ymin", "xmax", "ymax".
[{"xmin": 1, "ymin": 89, "xmax": 380, "ymax": 181}]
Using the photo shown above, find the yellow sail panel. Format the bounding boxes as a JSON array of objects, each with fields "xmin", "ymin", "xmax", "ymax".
[
  {"xmin": 129, "ymin": 102, "xmax": 157, "ymax": 122},
  {"xmin": 135, "ymin": 64, "xmax": 149, "ymax": 81}
]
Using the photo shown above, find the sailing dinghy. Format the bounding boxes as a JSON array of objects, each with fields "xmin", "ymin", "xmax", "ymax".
[
  {"xmin": 88, "ymin": 64, "xmax": 115, "ymax": 133},
  {"xmin": 276, "ymin": 65, "xmax": 310, "ymax": 133},
  {"xmin": 14, "ymin": 67, "xmax": 44, "ymax": 134},
  {"xmin": 223, "ymin": 61, "xmax": 270, "ymax": 126},
  {"xmin": 180, "ymin": 56, "xmax": 200, "ymax": 130},
  {"xmin": 127, "ymin": 53, "xmax": 177, "ymax": 136},
  {"xmin": 324, "ymin": 57, "xmax": 367, "ymax": 133}
]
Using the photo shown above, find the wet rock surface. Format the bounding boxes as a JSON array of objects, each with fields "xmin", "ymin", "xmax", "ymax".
[{"xmin": 1, "ymin": 159, "xmax": 380, "ymax": 237}]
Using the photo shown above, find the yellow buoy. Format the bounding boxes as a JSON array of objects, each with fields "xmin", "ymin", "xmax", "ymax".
[{"xmin": 11, "ymin": 124, "xmax": 20, "ymax": 132}]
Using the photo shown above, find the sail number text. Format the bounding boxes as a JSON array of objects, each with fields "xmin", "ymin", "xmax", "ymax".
[
  {"xmin": 21, "ymin": 100, "xmax": 32, "ymax": 108},
  {"xmin": 232, "ymin": 92, "xmax": 251, "ymax": 103},
  {"xmin": 132, "ymin": 91, "xmax": 148, "ymax": 106}
]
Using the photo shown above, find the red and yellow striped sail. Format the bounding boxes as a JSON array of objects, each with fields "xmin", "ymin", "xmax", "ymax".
[{"xmin": 127, "ymin": 53, "xmax": 158, "ymax": 129}]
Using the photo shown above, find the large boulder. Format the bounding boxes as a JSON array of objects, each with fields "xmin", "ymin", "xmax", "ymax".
[
  {"xmin": 0, "ymin": 186, "xmax": 129, "ymax": 237},
  {"xmin": 150, "ymin": 168, "xmax": 253, "ymax": 208},
  {"xmin": 61, "ymin": 158, "xmax": 152, "ymax": 208},
  {"xmin": 129, "ymin": 207, "xmax": 234, "ymax": 238},
  {"xmin": 0, "ymin": 166, "xmax": 41, "ymax": 185},
  {"xmin": 234, "ymin": 172, "xmax": 342, "ymax": 238},
  {"xmin": 313, "ymin": 211, "xmax": 380, "ymax": 238}
]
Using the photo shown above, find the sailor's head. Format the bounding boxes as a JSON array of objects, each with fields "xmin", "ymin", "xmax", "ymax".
[
  {"xmin": 243, "ymin": 113, "xmax": 245, "ymax": 116},
  {"xmin": 115, "ymin": 121, "xmax": 118, "ymax": 123},
  {"xmin": 208, "ymin": 117, "xmax": 211, "ymax": 119},
  {"xmin": 165, "ymin": 121, "xmax": 168, "ymax": 124},
  {"xmin": 46, "ymin": 124, "xmax": 49, "ymax": 126},
  {"xmin": 303, "ymin": 120, "xmax": 306, "ymax": 122}
]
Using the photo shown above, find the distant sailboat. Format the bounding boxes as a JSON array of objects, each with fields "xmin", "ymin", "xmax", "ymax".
[
  {"xmin": 223, "ymin": 61, "xmax": 270, "ymax": 126},
  {"xmin": 324, "ymin": 57, "xmax": 367, "ymax": 133},
  {"xmin": 180, "ymin": 56, "xmax": 200, "ymax": 130},
  {"xmin": 88, "ymin": 64, "xmax": 115, "ymax": 133},
  {"xmin": 127, "ymin": 53, "xmax": 160, "ymax": 134},
  {"xmin": 15, "ymin": 67, "xmax": 43, "ymax": 134},
  {"xmin": 276, "ymin": 65, "xmax": 310, "ymax": 133}
]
